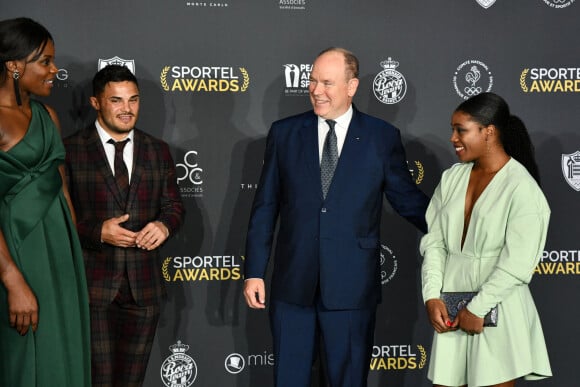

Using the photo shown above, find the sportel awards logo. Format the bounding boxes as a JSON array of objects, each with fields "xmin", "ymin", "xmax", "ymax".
[
  {"xmin": 453, "ymin": 60, "xmax": 493, "ymax": 99},
  {"xmin": 520, "ymin": 67, "xmax": 580, "ymax": 93},
  {"xmin": 161, "ymin": 341, "xmax": 197, "ymax": 387},
  {"xmin": 543, "ymin": 0, "xmax": 575, "ymax": 8},
  {"xmin": 408, "ymin": 160, "xmax": 425, "ymax": 185},
  {"xmin": 373, "ymin": 57, "xmax": 407, "ymax": 105},
  {"xmin": 284, "ymin": 63, "xmax": 312, "ymax": 96},
  {"xmin": 224, "ymin": 351, "xmax": 274, "ymax": 375},
  {"xmin": 370, "ymin": 344, "xmax": 427, "ymax": 371},
  {"xmin": 561, "ymin": 151, "xmax": 580, "ymax": 191},
  {"xmin": 160, "ymin": 65, "xmax": 249, "ymax": 92},
  {"xmin": 536, "ymin": 249, "xmax": 580, "ymax": 275},
  {"xmin": 176, "ymin": 150, "xmax": 203, "ymax": 198},
  {"xmin": 162, "ymin": 255, "xmax": 243, "ymax": 282},
  {"xmin": 380, "ymin": 244, "xmax": 398, "ymax": 286},
  {"xmin": 98, "ymin": 56, "xmax": 135, "ymax": 74},
  {"xmin": 475, "ymin": 0, "xmax": 496, "ymax": 8}
]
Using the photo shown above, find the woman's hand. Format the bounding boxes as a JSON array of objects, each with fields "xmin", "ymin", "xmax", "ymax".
[
  {"xmin": 456, "ymin": 307, "xmax": 484, "ymax": 335},
  {"xmin": 4, "ymin": 269, "xmax": 39, "ymax": 335},
  {"xmin": 425, "ymin": 298, "xmax": 457, "ymax": 333}
]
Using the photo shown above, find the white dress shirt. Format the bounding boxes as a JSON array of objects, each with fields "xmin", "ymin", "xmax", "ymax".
[
  {"xmin": 317, "ymin": 105, "xmax": 353, "ymax": 163},
  {"xmin": 95, "ymin": 120, "xmax": 135, "ymax": 182}
]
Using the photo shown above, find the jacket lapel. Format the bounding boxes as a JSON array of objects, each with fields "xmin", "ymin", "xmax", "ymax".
[
  {"xmin": 324, "ymin": 108, "xmax": 365, "ymax": 201},
  {"xmin": 126, "ymin": 129, "xmax": 144, "ymax": 209},
  {"xmin": 298, "ymin": 113, "xmax": 322, "ymax": 198}
]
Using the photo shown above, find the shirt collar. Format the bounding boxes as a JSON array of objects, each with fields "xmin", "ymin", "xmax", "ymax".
[{"xmin": 95, "ymin": 119, "xmax": 134, "ymax": 145}]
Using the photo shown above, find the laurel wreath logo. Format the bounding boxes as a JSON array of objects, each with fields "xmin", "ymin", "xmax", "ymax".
[
  {"xmin": 160, "ymin": 66, "xmax": 170, "ymax": 91},
  {"xmin": 240, "ymin": 67, "xmax": 250, "ymax": 92},
  {"xmin": 520, "ymin": 68, "xmax": 529, "ymax": 93},
  {"xmin": 414, "ymin": 161, "xmax": 424, "ymax": 185},
  {"xmin": 162, "ymin": 256, "xmax": 172, "ymax": 282},
  {"xmin": 417, "ymin": 345, "xmax": 427, "ymax": 369}
]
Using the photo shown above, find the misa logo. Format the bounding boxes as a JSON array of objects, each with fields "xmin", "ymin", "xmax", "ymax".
[
  {"xmin": 160, "ymin": 341, "xmax": 197, "ymax": 387},
  {"xmin": 224, "ymin": 351, "xmax": 274, "ymax": 374},
  {"xmin": 543, "ymin": 0, "xmax": 575, "ymax": 8},
  {"xmin": 452, "ymin": 59, "xmax": 493, "ymax": 99},
  {"xmin": 160, "ymin": 65, "xmax": 249, "ymax": 92},
  {"xmin": 373, "ymin": 57, "xmax": 407, "ymax": 105},
  {"xmin": 284, "ymin": 63, "xmax": 312, "ymax": 96},
  {"xmin": 98, "ymin": 56, "xmax": 135, "ymax": 74},
  {"xmin": 520, "ymin": 67, "xmax": 580, "ymax": 93}
]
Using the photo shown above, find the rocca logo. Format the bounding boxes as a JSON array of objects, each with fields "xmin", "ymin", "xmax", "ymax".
[
  {"xmin": 162, "ymin": 255, "xmax": 243, "ymax": 282},
  {"xmin": 160, "ymin": 341, "xmax": 197, "ymax": 387},
  {"xmin": 452, "ymin": 59, "xmax": 493, "ymax": 99},
  {"xmin": 176, "ymin": 150, "xmax": 203, "ymax": 198},
  {"xmin": 561, "ymin": 151, "xmax": 580, "ymax": 191},
  {"xmin": 543, "ymin": 0, "xmax": 575, "ymax": 8},
  {"xmin": 284, "ymin": 63, "xmax": 312, "ymax": 96},
  {"xmin": 370, "ymin": 344, "xmax": 427, "ymax": 371},
  {"xmin": 536, "ymin": 249, "xmax": 580, "ymax": 275},
  {"xmin": 520, "ymin": 67, "xmax": 580, "ymax": 93},
  {"xmin": 160, "ymin": 65, "xmax": 249, "ymax": 92},
  {"xmin": 373, "ymin": 57, "xmax": 407, "ymax": 105},
  {"xmin": 98, "ymin": 56, "xmax": 135, "ymax": 74},
  {"xmin": 380, "ymin": 244, "xmax": 398, "ymax": 286}
]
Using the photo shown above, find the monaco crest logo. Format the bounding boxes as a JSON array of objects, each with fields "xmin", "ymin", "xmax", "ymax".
[{"xmin": 562, "ymin": 151, "xmax": 580, "ymax": 191}]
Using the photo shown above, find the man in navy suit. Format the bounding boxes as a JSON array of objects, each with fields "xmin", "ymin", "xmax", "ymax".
[{"xmin": 243, "ymin": 47, "xmax": 429, "ymax": 387}]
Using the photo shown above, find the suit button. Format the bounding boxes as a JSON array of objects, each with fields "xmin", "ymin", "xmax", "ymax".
[{"xmin": 321, "ymin": 208, "xmax": 327, "ymax": 213}]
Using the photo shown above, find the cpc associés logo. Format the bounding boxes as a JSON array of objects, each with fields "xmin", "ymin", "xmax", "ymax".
[
  {"xmin": 176, "ymin": 150, "xmax": 203, "ymax": 198},
  {"xmin": 160, "ymin": 341, "xmax": 197, "ymax": 387}
]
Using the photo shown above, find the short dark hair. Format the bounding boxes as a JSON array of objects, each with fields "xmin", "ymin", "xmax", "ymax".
[
  {"xmin": 92, "ymin": 64, "xmax": 139, "ymax": 96},
  {"xmin": 0, "ymin": 17, "xmax": 53, "ymax": 83},
  {"xmin": 317, "ymin": 47, "xmax": 359, "ymax": 79}
]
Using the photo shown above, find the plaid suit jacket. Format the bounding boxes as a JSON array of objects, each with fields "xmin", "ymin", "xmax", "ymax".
[{"xmin": 64, "ymin": 126, "xmax": 184, "ymax": 306}]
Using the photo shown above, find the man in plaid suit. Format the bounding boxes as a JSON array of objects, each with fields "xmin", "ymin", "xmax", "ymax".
[{"xmin": 64, "ymin": 65, "xmax": 185, "ymax": 387}]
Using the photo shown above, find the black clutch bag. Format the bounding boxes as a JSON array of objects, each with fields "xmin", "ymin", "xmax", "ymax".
[{"xmin": 440, "ymin": 292, "xmax": 498, "ymax": 327}]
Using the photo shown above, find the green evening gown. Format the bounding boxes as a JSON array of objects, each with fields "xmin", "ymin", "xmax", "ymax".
[{"xmin": 0, "ymin": 100, "xmax": 91, "ymax": 386}]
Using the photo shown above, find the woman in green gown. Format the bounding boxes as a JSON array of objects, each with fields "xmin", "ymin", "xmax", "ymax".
[
  {"xmin": 421, "ymin": 93, "xmax": 552, "ymax": 387},
  {"xmin": 0, "ymin": 17, "xmax": 91, "ymax": 386}
]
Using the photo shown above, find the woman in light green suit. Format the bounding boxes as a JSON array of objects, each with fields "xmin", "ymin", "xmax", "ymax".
[{"xmin": 421, "ymin": 92, "xmax": 551, "ymax": 387}]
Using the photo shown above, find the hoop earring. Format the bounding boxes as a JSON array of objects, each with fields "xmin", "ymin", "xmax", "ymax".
[{"xmin": 13, "ymin": 70, "xmax": 22, "ymax": 106}]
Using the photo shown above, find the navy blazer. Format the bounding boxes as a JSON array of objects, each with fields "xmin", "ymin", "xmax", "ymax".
[{"xmin": 245, "ymin": 107, "xmax": 429, "ymax": 310}]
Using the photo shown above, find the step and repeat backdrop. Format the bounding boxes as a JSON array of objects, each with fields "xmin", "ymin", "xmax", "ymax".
[{"xmin": 3, "ymin": 0, "xmax": 580, "ymax": 386}]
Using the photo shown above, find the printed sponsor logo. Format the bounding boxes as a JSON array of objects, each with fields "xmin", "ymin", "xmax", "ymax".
[
  {"xmin": 161, "ymin": 341, "xmax": 197, "ymax": 386},
  {"xmin": 452, "ymin": 59, "xmax": 493, "ymax": 99}
]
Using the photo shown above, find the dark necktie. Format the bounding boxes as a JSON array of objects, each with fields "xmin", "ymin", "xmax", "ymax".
[
  {"xmin": 320, "ymin": 119, "xmax": 338, "ymax": 199},
  {"xmin": 108, "ymin": 138, "xmax": 130, "ymax": 202}
]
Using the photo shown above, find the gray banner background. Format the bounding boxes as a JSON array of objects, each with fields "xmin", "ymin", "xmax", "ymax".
[{"xmin": 2, "ymin": 1, "xmax": 579, "ymax": 386}]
